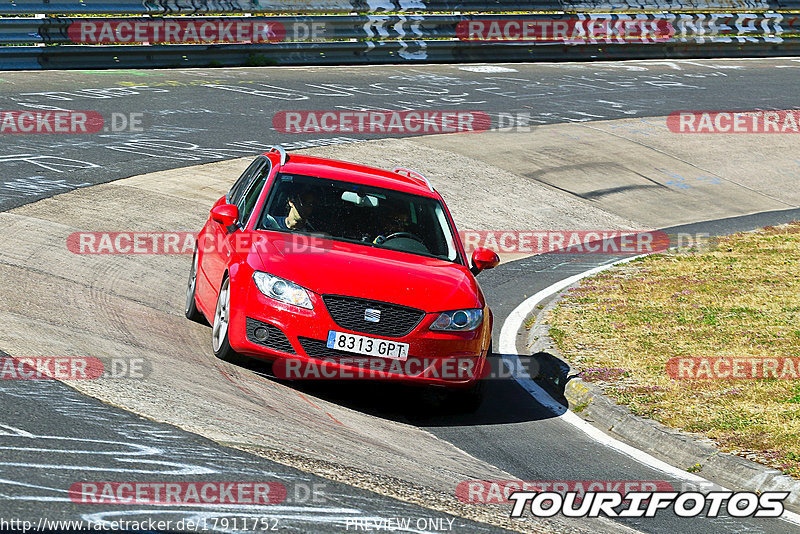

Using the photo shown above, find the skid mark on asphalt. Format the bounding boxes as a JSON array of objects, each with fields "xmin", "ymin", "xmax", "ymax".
[
  {"xmin": 297, "ymin": 393, "xmax": 344, "ymax": 426},
  {"xmin": 214, "ymin": 363, "xmax": 342, "ymax": 429},
  {"xmin": 0, "ymin": 380, "xmax": 492, "ymax": 533}
]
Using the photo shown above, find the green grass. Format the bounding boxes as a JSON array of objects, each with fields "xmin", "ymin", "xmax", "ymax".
[{"xmin": 550, "ymin": 222, "xmax": 800, "ymax": 478}]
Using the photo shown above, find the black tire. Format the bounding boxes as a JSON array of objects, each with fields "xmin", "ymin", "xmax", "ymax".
[
  {"xmin": 211, "ymin": 275, "xmax": 245, "ymax": 364},
  {"xmin": 446, "ymin": 378, "xmax": 485, "ymax": 413},
  {"xmin": 446, "ymin": 340, "xmax": 490, "ymax": 413},
  {"xmin": 185, "ymin": 248, "xmax": 207, "ymax": 325}
]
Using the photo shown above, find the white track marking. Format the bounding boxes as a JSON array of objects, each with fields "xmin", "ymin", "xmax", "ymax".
[
  {"xmin": 82, "ymin": 509, "xmax": 437, "ymax": 534},
  {"xmin": 458, "ymin": 66, "xmax": 518, "ymax": 73},
  {"xmin": 0, "ymin": 424, "xmax": 34, "ymax": 437},
  {"xmin": 499, "ymin": 255, "xmax": 800, "ymax": 525}
]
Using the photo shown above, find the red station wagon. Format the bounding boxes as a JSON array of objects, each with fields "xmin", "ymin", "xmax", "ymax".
[{"xmin": 185, "ymin": 146, "xmax": 499, "ymax": 409}]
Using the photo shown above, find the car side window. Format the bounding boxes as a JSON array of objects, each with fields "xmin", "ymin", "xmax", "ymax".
[
  {"xmin": 237, "ymin": 160, "xmax": 272, "ymax": 226},
  {"xmin": 227, "ymin": 157, "xmax": 264, "ymax": 206}
]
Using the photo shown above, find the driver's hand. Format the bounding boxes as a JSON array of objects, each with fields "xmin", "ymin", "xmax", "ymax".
[{"xmin": 373, "ymin": 235, "xmax": 387, "ymax": 245}]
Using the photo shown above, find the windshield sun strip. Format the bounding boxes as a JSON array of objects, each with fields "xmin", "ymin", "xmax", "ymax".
[{"xmin": 255, "ymin": 173, "xmax": 464, "ymax": 265}]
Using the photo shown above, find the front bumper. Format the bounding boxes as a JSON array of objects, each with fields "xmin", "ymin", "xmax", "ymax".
[{"xmin": 227, "ymin": 280, "xmax": 489, "ymax": 387}]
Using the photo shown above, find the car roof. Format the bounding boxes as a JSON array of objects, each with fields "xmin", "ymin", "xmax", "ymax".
[{"xmin": 263, "ymin": 152, "xmax": 439, "ymax": 198}]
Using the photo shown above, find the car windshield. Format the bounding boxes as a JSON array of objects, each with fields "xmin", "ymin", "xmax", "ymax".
[{"xmin": 257, "ymin": 172, "xmax": 460, "ymax": 262}]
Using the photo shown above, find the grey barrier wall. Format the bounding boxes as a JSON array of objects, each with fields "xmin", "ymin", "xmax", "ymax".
[{"xmin": 1, "ymin": 2, "xmax": 799, "ymax": 69}]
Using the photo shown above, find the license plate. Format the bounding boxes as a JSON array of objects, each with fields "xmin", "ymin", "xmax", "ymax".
[{"xmin": 326, "ymin": 331, "xmax": 409, "ymax": 361}]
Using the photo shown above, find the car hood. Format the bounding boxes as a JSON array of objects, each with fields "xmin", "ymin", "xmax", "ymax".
[{"xmin": 250, "ymin": 233, "xmax": 482, "ymax": 312}]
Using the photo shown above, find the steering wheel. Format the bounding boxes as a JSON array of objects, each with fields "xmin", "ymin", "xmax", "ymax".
[{"xmin": 383, "ymin": 232, "xmax": 425, "ymax": 244}]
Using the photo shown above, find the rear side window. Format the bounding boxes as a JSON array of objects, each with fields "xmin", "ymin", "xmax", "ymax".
[
  {"xmin": 228, "ymin": 157, "xmax": 264, "ymax": 206},
  {"xmin": 237, "ymin": 162, "xmax": 272, "ymax": 225}
]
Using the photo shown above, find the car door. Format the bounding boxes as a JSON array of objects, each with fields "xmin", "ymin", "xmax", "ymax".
[{"xmin": 200, "ymin": 156, "xmax": 268, "ymax": 300}]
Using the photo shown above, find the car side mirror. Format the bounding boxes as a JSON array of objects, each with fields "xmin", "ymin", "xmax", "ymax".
[
  {"xmin": 471, "ymin": 247, "xmax": 500, "ymax": 275},
  {"xmin": 211, "ymin": 204, "xmax": 239, "ymax": 229}
]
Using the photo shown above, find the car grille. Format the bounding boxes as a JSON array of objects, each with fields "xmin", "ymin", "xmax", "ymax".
[
  {"xmin": 246, "ymin": 318, "xmax": 295, "ymax": 354},
  {"xmin": 322, "ymin": 295, "xmax": 425, "ymax": 338}
]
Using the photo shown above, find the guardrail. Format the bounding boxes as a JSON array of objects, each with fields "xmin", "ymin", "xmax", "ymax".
[
  {"xmin": 4, "ymin": 14, "xmax": 800, "ymax": 45},
  {"xmin": 1, "ymin": 3, "xmax": 799, "ymax": 69},
  {"xmin": 2, "ymin": 0, "xmax": 800, "ymax": 14}
]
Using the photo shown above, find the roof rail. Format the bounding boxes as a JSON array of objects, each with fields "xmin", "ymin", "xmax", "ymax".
[
  {"xmin": 267, "ymin": 145, "xmax": 288, "ymax": 166},
  {"xmin": 392, "ymin": 167, "xmax": 434, "ymax": 192}
]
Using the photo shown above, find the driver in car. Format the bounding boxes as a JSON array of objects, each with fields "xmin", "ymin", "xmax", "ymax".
[
  {"xmin": 373, "ymin": 203, "xmax": 412, "ymax": 245},
  {"xmin": 269, "ymin": 186, "xmax": 316, "ymax": 232}
]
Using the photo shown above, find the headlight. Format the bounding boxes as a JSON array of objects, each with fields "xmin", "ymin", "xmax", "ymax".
[
  {"xmin": 430, "ymin": 308, "xmax": 483, "ymax": 331},
  {"xmin": 253, "ymin": 271, "xmax": 313, "ymax": 310}
]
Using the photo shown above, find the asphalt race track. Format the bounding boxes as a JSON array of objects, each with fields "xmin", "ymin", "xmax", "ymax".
[
  {"xmin": 0, "ymin": 378, "xmax": 502, "ymax": 533},
  {"xmin": 1, "ymin": 59, "xmax": 800, "ymax": 534},
  {"xmin": 2, "ymin": 59, "xmax": 800, "ymax": 212}
]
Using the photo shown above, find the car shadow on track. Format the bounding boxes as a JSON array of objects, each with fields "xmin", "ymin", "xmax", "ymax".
[
  {"xmin": 229, "ymin": 348, "xmax": 575, "ymax": 427},
  {"xmin": 407, "ymin": 350, "xmax": 574, "ymax": 427}
]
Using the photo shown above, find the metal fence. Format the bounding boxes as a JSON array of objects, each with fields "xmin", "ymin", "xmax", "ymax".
[
  {"xmin": 2, "ymin": 2, "xmax": 799, "ymax": 69},
  {"xmin": 3, "ymin": 0, "xmax": 800, "ymax": 14}
]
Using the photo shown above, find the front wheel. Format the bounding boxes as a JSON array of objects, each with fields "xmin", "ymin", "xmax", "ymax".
[
  {"xmin": 446, "ymin": 379, "xmax": 485, "ymax": 413},
  {"xmin": 445, "ymin": 340, "xmax": 489, "ymax": 413},
  {"xmin": 212, "ymin": 276, "xmax": 244, "ymax": 364}
]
